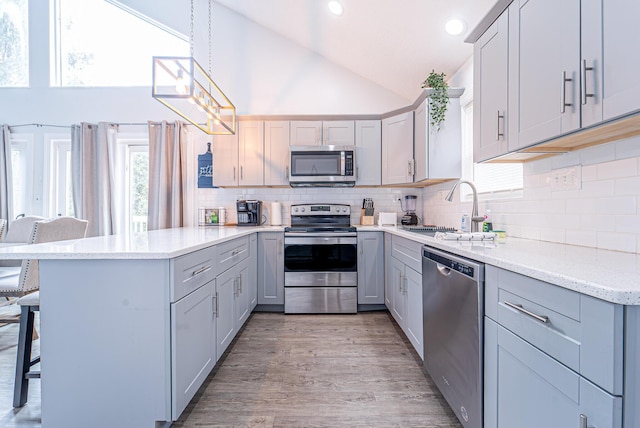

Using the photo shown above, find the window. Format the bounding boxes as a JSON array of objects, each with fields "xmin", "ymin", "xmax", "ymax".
[
  {"xmin": 10, "ymin": 133, "xmax": 34, "ymax": 218},
  {"xmin": 51, "ymin": 0, "xmax": 188, "ymax": 86},
  {"xmin": 125, "ymin": 142, "xmax": 149, "ymax": 234},
  {"xmin": 46, "ymin": 137, "xmax": 74, "ymax": 217},
  {"xmin": 460, "ymin": 98, "xmax": 523, "ymax": 200},
  {"xmin": 0, "ymin": 0, "xmax": 29, "ymax": 87}
]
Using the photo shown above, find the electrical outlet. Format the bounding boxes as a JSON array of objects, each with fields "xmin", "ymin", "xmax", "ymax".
[{"xmin": 550, "ymin": 166, "xmax": 582, "ymax": 191}]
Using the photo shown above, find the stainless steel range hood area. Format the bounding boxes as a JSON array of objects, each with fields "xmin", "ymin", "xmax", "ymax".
[{"xmin": 289, "ymin": 181, "xmax": 355, "ymax": 188}]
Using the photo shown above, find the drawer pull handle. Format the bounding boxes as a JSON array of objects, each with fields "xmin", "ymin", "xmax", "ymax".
[
  {"xmin": 580, "ymin": 414, "xmax": 594, "ymax": 428},
  {"xmin": 215, "ymin": 292, "xmax": 219, "ymax": 318},
  {"xmin": 504, "ymin": 301, "xmax": 549, "ymax": 324},
  {"xmin": 192, "ymin": 265, "xmax": 211, "ymax": 277}
]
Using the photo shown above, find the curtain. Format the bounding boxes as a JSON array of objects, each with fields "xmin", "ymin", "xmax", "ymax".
[
  {"xmin": 148, "ymin": 121, "xmax": 189, "ymax": 230},
  {"xmin": 71, "ymin": 122, "xmax": 119, "ymax": 237},
  {"xmin": 0, "ymin": 125, "xmax": 12, "ymax": 222}
]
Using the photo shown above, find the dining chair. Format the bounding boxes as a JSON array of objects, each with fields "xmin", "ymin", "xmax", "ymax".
[
  {"xmin": 12, "ymin": 216, "xmax": 89, "ymax": 408},
  {"xmin": 0, "ymin": 216, "xmax": 46, "ymax": 269},
  {"xmin": 0, "ymin": 219, "xmax": 6, "ymax": 241}
]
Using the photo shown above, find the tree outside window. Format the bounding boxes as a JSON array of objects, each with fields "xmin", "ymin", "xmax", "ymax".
[{"xmin": 0, "ymin": 0, "xmax": 29, "ymax": 87}]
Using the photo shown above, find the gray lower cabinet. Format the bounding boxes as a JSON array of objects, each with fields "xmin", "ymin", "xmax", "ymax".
[
  {"xmin": 170, "ymin": 280, "xmax": 216, "ymax": 419},
  {"xmin": 258, "ymin": 232, "xmax": 284, "ymax": 305},
  {"xmin": 386, "ymin": 235, "xmax": 423, "ymax": 359},
  {"xmin": 249, "ymin": 233, "xmax": 258, "ymax": 310},
  {"xmin": 357, "ymin": 231, "xmax": 384, "ymax": 305},
  {"xmin": 484, "ymin": 265, "xmax": 623, "ymax": 428}
]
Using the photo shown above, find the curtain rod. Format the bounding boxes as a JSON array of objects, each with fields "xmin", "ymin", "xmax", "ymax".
[{"xmin": 7, "ymin": 122, "xmax": 152, "ymax": 129}]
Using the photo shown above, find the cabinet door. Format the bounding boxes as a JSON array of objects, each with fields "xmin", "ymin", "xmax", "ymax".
[
  {"xmin": 212, "ymin": 133, "xmax": 239, "ymax": 186},
  {"xmin": 235, "ymin": 259, "xmax": 251, "ymax": 329},
  {"xmin": 382, "ymin": 112, "xmax": 414, "ymax": 185},
  {"xmin": 389, "ymin": 258, "xmax": 407, "ymax": 327},
  {"xmin": 354, "ymin": 120, "xmax": 381, "ymax": 186},
  {"xmin": 384, "ymin": 233, "xmax": 393, "ymax": 309},
  {"xmin": 508, "ymin": 0, "xmax": 580, "ymax": 150},
  {"xmin": 323, "ymin": 120, "xmax": 355, "ymax": 145},
  {"xmin": 599, "ymin": 0, "xmax": 640, "ymax": 122},
  {"xmin": 485, "ymin": 318, "xmax": 622, "ymax": 428},
  {"xmin": 474, "ymin": 12, "xmax": 509, "ymax": 162},
  {"xmin": 404, "ymin": 266, "xmax": 423, "ymax": 359},
  {"xmin": 357, "ymin": 232, "xmax": 384, "ymax": 305},
  {"xmin": 171, "ymin": 281, "xmax": 215, "ymax": 419},
  {"xmin": 257, "ymin": 232, "xmax": 284, "ymax": 305},
  {"xmin": 238, "ymin": 121, "xmax": 264, "ymax": 186},
  {"xmin": 264, "ymin": 121, "xmax": 290, "ymax": 186},
  {"xmin": 290, "ymin": 121, "xmax": 322, "ymax": 146},
  {"xmin": 216, "ymin": 267, "xmax": 237, "ymax": 360},
  {"xmin": 249, "ymin": 234, "xmax": 258, "ymax": 310}
]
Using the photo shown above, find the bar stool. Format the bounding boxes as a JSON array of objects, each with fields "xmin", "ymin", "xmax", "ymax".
[{"xmin": 13, "ymin": 291, "xmax": 39, "ymax": 408}]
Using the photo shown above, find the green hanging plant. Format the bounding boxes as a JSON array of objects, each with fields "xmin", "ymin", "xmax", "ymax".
[{"xmin": 421, "ymin": 70, "xmax": 449, "ymax": 130}]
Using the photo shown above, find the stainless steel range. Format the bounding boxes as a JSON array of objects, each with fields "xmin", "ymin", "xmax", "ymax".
[{"xmin": 284, "ymin": 203, "xmax": 357, "ymax": 314}]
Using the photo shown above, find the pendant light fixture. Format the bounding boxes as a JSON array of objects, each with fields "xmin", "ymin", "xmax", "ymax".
[{"xmin": 152, "ymin": 0, "xmax": 236, "ymax": 135}]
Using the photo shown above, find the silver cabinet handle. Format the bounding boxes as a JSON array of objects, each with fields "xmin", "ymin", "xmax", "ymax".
[
  {"xmin": 215, "ymin": 291, "xmax": 219, "ymax": 318},
  {"xmin": 407, "ymin": 160, "xmax": 412, "ymax": 175},
  {"xmin": 212, "ymin": 294, "xmax": 216, "ymax": 319},
  {"xmin": 497, "ymin": 111, "xmax": 504, "ymax": 140},
  {"xmin": 233, "ymin": 166, "xmax": 236, "ymax": 181},
  {"xmin": 399, "ymin": 273, "xmax": 404, "ymax": 293},
  {"xmin": 504, "ymin": 301, "xmax": 549, "ymax": 323},
  {"xmin": 356, "ymin": 166, "xmax": 360, "ymax": 180},
  {"xmin": 581, "ymin": 59, "xmax": 594, "ymax": 105},
  {"xmin": 233, "ymin": 278, "xmax": 238, "ymax": 296},
  {"xmin": 278, "ymin": 239, "xmax": 282, "ymax": 255},
  {"xmin": 285, "ymin": 165, "xmax": 289, "ymax": 180},
  {"xmin": 239, "ymin": 274, "xmax": 242, "ymax": 293},
  {"xmin": 561, "ymin": 71, "xmax": 573, "ymax": 113},
  {"xmin": 403, "ymin": 276, "xmax": 408, "ymax": 295},
  {"xmin": 579, "ymin": 414, "xmax": 594, "ymax": 428},
  {"xmin": 240, "ymin": 165, "xmax": 244, "ymax": 180},
  {"xmin": 192, "ymin": 265, "xmax": 211, "ymax": 277}
]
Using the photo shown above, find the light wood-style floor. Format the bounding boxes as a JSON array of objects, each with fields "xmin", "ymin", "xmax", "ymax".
[
  {"xmin": 0, "ymin": 311, "xmax": 461, "ymax": 428},
  {"xmin": 175, "ymin": 312, "xmax": 461, "ymax": 427}
]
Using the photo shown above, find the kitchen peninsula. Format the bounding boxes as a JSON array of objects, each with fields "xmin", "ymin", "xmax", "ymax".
[{"xmin": 1, "ymin": 226, "xmax": 640, "ymax": 427}]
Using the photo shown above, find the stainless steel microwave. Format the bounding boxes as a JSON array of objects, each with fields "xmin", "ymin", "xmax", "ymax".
[{"xmin": 289, "ymin": 145, "xmax": 356, "ymax": 187}]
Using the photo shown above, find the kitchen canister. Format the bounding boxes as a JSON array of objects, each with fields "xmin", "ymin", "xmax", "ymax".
[{"xmin": 270, "ymin": 202, "xmax": 282, "ymax": 226}]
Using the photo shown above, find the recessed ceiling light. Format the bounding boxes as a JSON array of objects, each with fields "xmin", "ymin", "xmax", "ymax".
[
  {"xmin": 445, "ymin": 19, "xmax": 466, "ymax": 36},
  {"xmin": 328, "ymin": 0, "xmax": 344, "ymax": 16}
]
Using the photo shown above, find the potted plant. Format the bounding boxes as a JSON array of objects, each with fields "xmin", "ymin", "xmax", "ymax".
[{"xmin": 421, "ymin": 70, "xmax": 449, "ymax": 130}]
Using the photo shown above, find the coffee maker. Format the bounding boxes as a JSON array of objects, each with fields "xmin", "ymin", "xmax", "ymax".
[
  {"xmin": 236, "ymin": 200, "xmax": 262, "ymax": 226},
  {"xmin": 400, "ymin": 195, "xmax": 419, "ymax": 225}
]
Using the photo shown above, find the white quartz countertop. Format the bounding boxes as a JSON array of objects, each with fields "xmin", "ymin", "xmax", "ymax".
[
  {"xmin": 0, "ymin": 226, "xmax": 285, "ymax": 260},
  {"xmin": 2, "ymin": 224, "xmax": 640, "ymax": 305},
  {"xmin": 361, "ymin": 225, "xmax": 640, "ymax": 305}
]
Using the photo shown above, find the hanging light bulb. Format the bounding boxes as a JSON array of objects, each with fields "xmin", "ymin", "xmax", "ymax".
[{"xmin": 175, "ymin": 68, "xmax": 190, "ymax": 95}]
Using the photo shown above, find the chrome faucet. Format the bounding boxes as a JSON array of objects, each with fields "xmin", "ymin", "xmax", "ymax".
[{"xmin": 445, "ymin": 180, "xmax": 484, "ymax": 232}]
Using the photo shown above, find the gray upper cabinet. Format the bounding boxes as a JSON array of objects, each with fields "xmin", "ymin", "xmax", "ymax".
[
  {"xmin": 290, "ymin": 121, "xmax": 355, "ymax": 146},
  {"xmin": 354, "ymin": 120, "xmax": 382, "ymax": 186},
  {"xmin": 473, "ymin": 11, "xmax": 509, "ymax": 162},
  {"xmin": 508, "ymin": 0, "xmax": 581, "ymax": 151},
  {"xmin": 264, "ymin": 121, "xmax": 290, "ymax": 186},
  {"xmin": 413, "ymin": 93, "xmax": 462, "ymax": 182},
  {"xmin": 381, "ymin": 111, "xmax": 414, "ymax": 185},
  {"xmin": 583, "ymin": 0, "xmax": 640, "ymax": 126}
]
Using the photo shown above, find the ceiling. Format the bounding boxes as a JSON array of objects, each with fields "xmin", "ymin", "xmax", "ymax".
[{"xmin": 212, "ymin": 0, "xmax": 498, "ymax": 101}]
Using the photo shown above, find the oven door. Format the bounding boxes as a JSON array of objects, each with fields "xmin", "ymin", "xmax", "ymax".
[{"xmin": 284, "ymin": 234, "xmax": 357, "ymax": 287}]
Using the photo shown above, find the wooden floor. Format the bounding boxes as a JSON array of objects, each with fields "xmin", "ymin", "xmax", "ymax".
[
  {"xmin": 0, "ymin": 310, "xmax": 461, "ymax": 428},
  {"xmin": 174, "ymin": 312, "xmax": 461, "ymax": 427}
]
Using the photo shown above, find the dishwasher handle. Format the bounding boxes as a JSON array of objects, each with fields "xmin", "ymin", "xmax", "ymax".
[{"xmin": 436, "ymin": 264, "xmax": 452, "ymax": 276}]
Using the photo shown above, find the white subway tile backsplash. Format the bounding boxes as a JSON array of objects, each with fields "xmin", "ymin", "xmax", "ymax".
[
  {"xmin": 540, "ymin": 228, "xmax": 566, "ymax": 244},
  {"xmin": 565, "ymin": 229, "xmax": 597, "ymax": 248},
  {"xmin": 615, "ymin": 215, "xmax": 640, "ymax": 234},
  {"xmin": 565, "ymin": 198, "xmax": 597, "ymax": 215},
  {"xmin": 615, "ymin": 135, "xmax": 640, "ymax": 160},
  {"xmin": 581, "ymin": 164, "xmax": 597, "ymax": 182},
  {"xmin": 596, "ymin": 197, "xmax": 636, "ymax": 215},
  {"xmin": 615, "ymin": 176, "xmax": 640, "ymax": 196},
  {"xmin": 596, "ymin": 158, "xmax": 637, "ymax": 180},
  {"xmin": 580, "ymin": 214, "xmax": 615, "ymax": 232},
  {"xmin": 596, "ymin": 231, "xmax": 637, "ymax": 253}
]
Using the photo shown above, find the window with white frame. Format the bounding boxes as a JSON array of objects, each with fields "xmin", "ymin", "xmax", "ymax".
[
  {"xmin": 0, "ymin": 0, "xmax": 29, "ymax": 87},
  {"xmin": 9, "ymin": 133, "xmax": 34, "ymax": 218},
  {"xmin": 460, "ymin": 98, "xmax": 523, "ymax": 200},
  {"xmin": 51, "ymin": 0, "xmax": 188, "ymax": 87},
  {"xmin": 115, "ymin": 135, "xmax": 149, "ymax": 234},
  {"xmin": 46, "ymin": 136, "xmax": 74, "ymax": 217}
]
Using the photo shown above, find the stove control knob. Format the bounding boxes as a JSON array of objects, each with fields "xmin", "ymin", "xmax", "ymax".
[
  {"xmin": 342, "ymin": 208, "xmax": 348, "ymax": 213},
  {"xmin": 293, "ymin": 207, "xmax": 298, "ymax": 213},
  {"xmin": 301, "ymin": 208, "xmax": 306, "ymax": 212}
]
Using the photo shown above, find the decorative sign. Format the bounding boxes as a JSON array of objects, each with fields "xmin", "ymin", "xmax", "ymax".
[{"xmin": 198, "ymin": 142, "xmax": 215, "ymax": 188}]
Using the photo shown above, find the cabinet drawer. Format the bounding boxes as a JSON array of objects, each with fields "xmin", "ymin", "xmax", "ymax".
[
  {"xmin": 171, "ymin": 247, "xmax": 216, "ymax": 302},
  {"xmin": 485, "ymin": 266, "xmax": 623, "ymax": 395},
  {"xmin": 216, "ymin": 236, "xmax": 249, "ymax": 275},
  {"xmin": 391, "ymin": 235, "xmax": 422, "ymax": 273}
]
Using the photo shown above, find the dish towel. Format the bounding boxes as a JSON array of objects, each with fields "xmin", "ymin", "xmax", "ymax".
[{"xmin": 435, "ymin": 232, "xmax": 498, "ymax": 241}]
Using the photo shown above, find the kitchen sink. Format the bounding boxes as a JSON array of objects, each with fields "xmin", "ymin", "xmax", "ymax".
[{"xmin": 400, "ymin": 226, "xmax": 456, "ymax": 237}]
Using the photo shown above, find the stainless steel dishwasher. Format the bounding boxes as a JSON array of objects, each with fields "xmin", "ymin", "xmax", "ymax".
[{"xmin": 422, "ymin": 246, "xmax": 484, "ymax": 428}]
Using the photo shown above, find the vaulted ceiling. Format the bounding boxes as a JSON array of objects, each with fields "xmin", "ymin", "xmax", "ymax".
[{"xmin": 211, "ymin": 0, "xmax": 496, "ymax": 100}]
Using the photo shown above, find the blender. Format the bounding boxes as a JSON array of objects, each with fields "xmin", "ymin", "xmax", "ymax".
[{"xmin": 400, "ymin": 195, "xmax": 419, "ymax": 225}]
